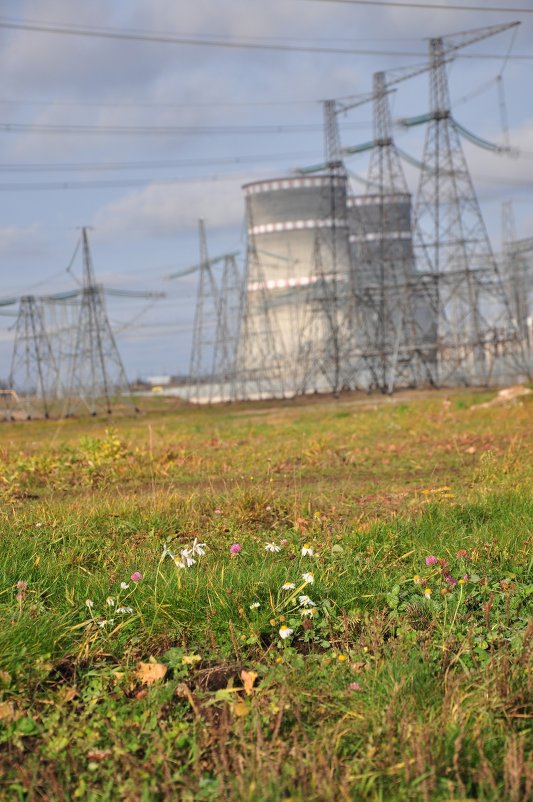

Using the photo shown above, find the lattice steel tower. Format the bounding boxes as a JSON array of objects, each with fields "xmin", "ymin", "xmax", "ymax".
[
  {"xmin": 9, "ymin": 294, "xmax": 59, "ymax": 419},
  {"xmin": 212, "ymin": 252, "xmax": 243, "ymax": 401},
  {"xmin": 66, "ymin": 228, "xmax": 134, "ymax": 415},
  {"xmin": 189, "ymin": 219, "xmax": 220, "ymax": 401},
  {"xmin": 357, "ymin": 72, "xmax": 436, "ymax": 392},
  {"xmin": 413, "ymin": 22, "xmax": 528, "ymax": 385}
]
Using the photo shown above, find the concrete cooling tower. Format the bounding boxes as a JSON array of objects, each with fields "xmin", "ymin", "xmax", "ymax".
[
  {"xmin": 233, "ymin": 176, "xmax": 437, "ymax": 399},
  {"xmin": 238, "ymin": 174, "xmax": 353, "ymax": 397},
  {"xmin": 348, "ymin": 193, "xmax": 437, "ymax": 388}
]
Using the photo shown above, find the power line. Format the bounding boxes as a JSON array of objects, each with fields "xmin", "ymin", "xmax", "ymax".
[
  {"xmin": 0, "ymin": 17, "xmax": 531, "ymax": 59},
  {"xmin": 0, "ymin": 121, "xmax": 372, "ymax": 137},
  {"xmin": 0, "ymin": 172, "xmax": 263, "ymax": 191},
  {"xmin": 301, "ymin": 0, "xmax": 533, "ymax": 13},
  {"xmin": 0, "ymin": 97, "xmax": 323, "ymax": 110},
  {"xmin": 0, "ymin": 150, "xmax": 326, "ymax": 173}
]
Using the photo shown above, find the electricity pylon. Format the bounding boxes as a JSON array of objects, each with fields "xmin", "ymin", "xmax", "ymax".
[
  {"xmin": 8, "ymin": 294, "xmax": 59, "ymax": 419},
  {"xmin": 65, "ymin": 228, "xmax": 135, "ymax": 415},
  {"xmin": 354, "ymin": 72, "xmax": 437, "ymax": 392},
  {"xmin": 296, "ymin": 100, "xmax": 357, "ymax": 395},
  {"xmin": 502, "ymin": 201, "xmax": 532, "ymax": 361},
  {"xmin": 212, "ymin": 252, "xmax": 243, "ymax": 401},
  {"xmin": 189, "ymin": 219, "xmax": 221, "ymax": 402},
  {"xmin": 413, "ymin": 22, "xmax": 528, "ymax": 385},
  {"xmin": 235, "ymin": 196, "xmax": 288, "ymax": 400}
]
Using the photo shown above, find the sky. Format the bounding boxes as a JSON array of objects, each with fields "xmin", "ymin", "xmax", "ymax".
[{"xmin": 1, "ymin": 0, "xmax": 532, "ymax": 382}]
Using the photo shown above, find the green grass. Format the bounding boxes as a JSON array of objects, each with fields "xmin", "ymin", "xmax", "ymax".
[{"xmin": 0, "ymin": 389, "xmax": 531, "ymax": 801}]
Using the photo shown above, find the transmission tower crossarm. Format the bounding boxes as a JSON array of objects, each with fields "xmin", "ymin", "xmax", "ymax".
[
  {"xmin": 333, "ymin": 90, "xmax": 375, "ymax": 115},
  {"xmin": 104, "ymin": 288, "xmax": 166, "ymax": 298},
  {"xmin": 165, "ymin": 251, "xmax": 239, "ymax": 279},
  {"xmin": 508, "ymin": 236, "xmax": 533, "ymax": 255},
  {"xmin": 440, "ymin": 21, "xmax": 520, "ymax": 57}
]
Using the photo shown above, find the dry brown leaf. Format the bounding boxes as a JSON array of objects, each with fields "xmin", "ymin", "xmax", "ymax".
[
  {"xmin": 0, "ymin": 701, "xmax": 16, "ymax": 721},
  {"xmin": 135, "ymin": 661, "xmax": 167, "ymax": 686},
  {"xmin": 87, "ymin": 749, "xmax": 112, "ymax": 761},
  {"xmin": 59, "ymin": 687, "xmax": 78, "ymax": 703},
  {"xmin": 240, "ymin": 669, "xmax": 258, "ymax": 696}
]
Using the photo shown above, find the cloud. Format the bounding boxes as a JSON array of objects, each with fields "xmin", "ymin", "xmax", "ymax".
[
  {"xmin": 93, "ymin": 179, "xmax": 245, "ymax": 240},
  {"xmin": 0, "ymin": 223, "xmax": 50, "ymax": 260},
  {"xmin": 463, "ymin": 118, "xmax": 533, "ymax": 197}
]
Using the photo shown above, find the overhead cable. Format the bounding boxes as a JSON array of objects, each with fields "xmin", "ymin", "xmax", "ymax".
[
  {"xmin": 0, "ymin": 173, "xmax": 259, "ymax": 191},
  {"xmin": 0, "ymin": 17, "xmax": 531, "ymax": 59},
  {"xmin": 0, "ymin": 151, "xmax": 326, "ymax": 173},
  {"xmin": 0, "ymin": 121, "xmax": 371, "ymax": 137},
  {"xmin": 301, "ymin": 0, "xmax": 533, "ymax": 13}
]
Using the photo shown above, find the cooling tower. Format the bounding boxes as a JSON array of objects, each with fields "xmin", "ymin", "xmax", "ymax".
[
  {"xmin": 233, "ymin": 179, "xmax": 437, "ymax": 399},
  {"xmin": 348, "ymin": 193, "xmax": 415, "ymax": 288},
  {"xmin": 239, "ymin": 174, "xmax": 353, "ymax": 396},
  {"xmin": 348, "ymin": 192, "xmax": 437, "ymax": 387}
]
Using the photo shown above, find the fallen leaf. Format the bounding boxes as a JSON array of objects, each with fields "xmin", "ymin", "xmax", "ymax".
[
  {"xmin": 135, "ymin": 661, "xmax": 168, "ymax": 686},
  {"xmin": 59, "ymin": 687, "xmax": 77, "ymax": 702},
  {"xmin": 87, "ymin": 749, "xmax": 112, "ymax": 761},
  {"xmin": 233, "ymin": 700, "xmax": 250, "ymax": 717},
  {"xmin": 0, "ymin": 701, "xmax": 16, "ymax": 721},
  {"xmin": 240, "ymin": 669, "xmax": 258, "ymax": 696}
]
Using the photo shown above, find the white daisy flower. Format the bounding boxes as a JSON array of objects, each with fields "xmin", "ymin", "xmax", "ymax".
[
  {"xmin": 301, "ymin": 544, "xmax": 314, "ymax": 557},
  {"xmin": 281, "ymin": 582, "xmax": 296, "ymax": 591},
  {"xmin": 176, "ymin": 549, "xmax": 196, "ymax": 568},
  {"xmin": 249, "ymin": 602, "xmax": 260, "ymax": 610},
  {"xmin": 264, "ymin": 542, "xmax": 281, "ymax": 553},
  {"xmin": 302, "ymin": 572, "xmax": 315, "ymax": 584},
  {"xmin": 300, "ymin": 607, "xmax": 317, "ymax": 618},
  {"xmin": 298, "ymin": 595, "xmax": 315, "ymax": 607},
  {"xmin": 279, "ymin": 625, "xmax": 294, "ymax": 639},
  {"xmin": 161, "ymin": 543, "xmax": 175, "ymax": 560},
  {"xmin": 190, "ymin": 538, "xmax": 206, "ymax": 557}
]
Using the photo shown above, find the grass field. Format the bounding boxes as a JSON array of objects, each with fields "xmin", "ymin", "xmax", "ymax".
[{"xmin": 0, "ymin": 388, "xmax": 531, "ymax": 801}]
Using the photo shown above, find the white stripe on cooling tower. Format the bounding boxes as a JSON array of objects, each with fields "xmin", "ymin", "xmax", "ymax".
[
  {"xmin": 249, "ymin": 218, "xmax": 348, "ymax": 236},
  {"xmin": 349, "ymin": 231, "xmax": 411, "ymax": 242},
  {"xmin": 247, "ymin": 273, "xmax": 347, "ymax": 293},
  {"xmin": 244, "ymin": 176, "xmax": 346, "ymax": 194}
]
